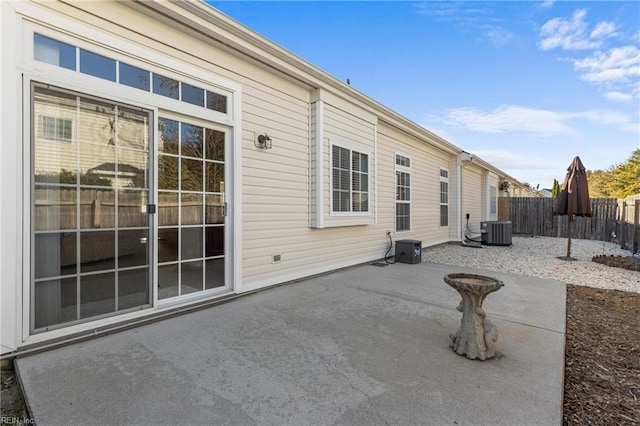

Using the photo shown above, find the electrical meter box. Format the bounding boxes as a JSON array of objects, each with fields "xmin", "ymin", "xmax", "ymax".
[{"xmin": 395, "ymin": 240, "xmax": 422, "ymax": 264}]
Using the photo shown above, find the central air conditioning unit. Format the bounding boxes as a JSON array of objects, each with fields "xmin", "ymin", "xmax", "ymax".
[
  {"xmin": 481, "ymin": 221, "xmax": 512, "ymax": 246},
  {"xmin": 395, "ymin": 239, "xmax": 422, "ymax": 264}
]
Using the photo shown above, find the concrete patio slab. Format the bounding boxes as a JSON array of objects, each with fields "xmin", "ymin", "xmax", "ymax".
[{"xmin": 16, "ymin": 261, "xmax": 566, "ymax": 425}]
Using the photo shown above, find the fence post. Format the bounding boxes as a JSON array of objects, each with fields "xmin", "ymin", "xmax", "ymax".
[
  {"xmin": 620, "ymin": 202, "xmax": 626, "ymax": 250},
  {"xmin": 498, "ymin": 197, "xmax": 509, "ymax": 221},
  {"xmin": 634, "ymin": 200, "xmax": 640, "ymax": 254}
]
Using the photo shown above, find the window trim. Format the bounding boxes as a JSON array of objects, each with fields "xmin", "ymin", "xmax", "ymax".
[
  {"xmin": 329, "ymin": 140, "xmax": 371, "ymax": 217},
  {"xmin": 489, "ymin": 184, "xmax": 498, "ymax": 216},
  {"xmin": 395, "ymin": 152, "xmax": 412, "ymax": 232},
  {"xmin": 439, "ymin": 167, "xmax": 449, "ymax": 227}
]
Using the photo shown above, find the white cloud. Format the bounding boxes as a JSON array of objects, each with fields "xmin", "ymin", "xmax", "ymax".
[
  {"xmin": 574, "ymin": 45, "xmax": 640, "ymax": 84},
  {"xmin": 440, "ymin": 105, "xmax": 575, "ymax": 135},
  {"xmin": 604, "ymin": 91, "xmax": 633, "ymax": 102},
  {"xmin": 572, "ymin": 46, "xmax": 640, "ymax": 100},
  {"xmin": 589, "ymin": 21, "xmax": 618, "ymax": 39},
  {"xmin": 415, "ymin": 3, "xmax": 515, "ymax": 48},
  {"xmin": 538, "ymin": 9, "xmax": 617, "ymax": 51},
  {"xmin": 483, "ymin": 27, "xmax": 515, "ymax": 47},
  {"xmin": 415, "ymin": 2, "xmax": 492, "ymax": 21},
  {"xmin": 570, "ymin": 110, "xmax": 639, "ymax": 133},
  {"xmin": 540, "ymin": 0, "xmax": 556, "ymax": 9},
  {"xmin": 414, "ymin": 2, "xmax": 503, "ymax": 32},
  {"xmin": 539, "ymin": 9, "xmax": 603, "ymax": 51},
  {"xmin": 434, "ymin": 105, "xmax": 639, "ymax": 135},
  {"xmin": 538, "ymin": 9, "xmax": 638, "ymax": 101}
]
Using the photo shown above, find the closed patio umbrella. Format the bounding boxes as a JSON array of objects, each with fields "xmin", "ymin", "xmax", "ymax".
[{"xmin": 553, "ymin": 156, "xmax": 591, "ymax": 259}]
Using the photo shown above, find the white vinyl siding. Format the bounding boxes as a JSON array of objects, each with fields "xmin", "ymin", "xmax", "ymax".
[
  {"xmin": 241, "ymin": 81, "xmax": 311, "ymax": 284},
  {"xmin": 462, "ymin": 166, "xmax": 483, "ymax": 228},
  {"xmin": 377, "ymin": 124, "xmax": 452, "ymax": 245}
]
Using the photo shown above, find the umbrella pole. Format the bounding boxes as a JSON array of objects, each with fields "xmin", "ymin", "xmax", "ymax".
[{"xmin": 567, "ymin": 215, "xmax": 573, "ymax": 258}]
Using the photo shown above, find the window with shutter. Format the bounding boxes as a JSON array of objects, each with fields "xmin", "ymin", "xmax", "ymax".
[{"xmin": 331, "ymin": 144, "xmax": 369, "ymax": 214}]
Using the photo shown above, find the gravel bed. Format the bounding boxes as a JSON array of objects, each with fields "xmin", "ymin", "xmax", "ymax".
[{"xmin": 422, "ymin": 236, "xmax": 640, "ymax": 293}]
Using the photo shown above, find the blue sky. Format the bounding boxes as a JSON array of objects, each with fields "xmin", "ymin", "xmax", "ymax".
[{"xmin": 209, "ymin": 1, "xmax": 640, "ymax": 189}]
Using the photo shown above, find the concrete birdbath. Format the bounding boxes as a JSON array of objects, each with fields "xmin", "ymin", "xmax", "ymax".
[{"xmin": 444, "ymin": 273, "xmax": 504, "ymax": 361}]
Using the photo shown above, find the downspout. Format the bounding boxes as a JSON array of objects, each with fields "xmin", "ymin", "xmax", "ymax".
[
  {"xmin": 315, "ymin": 100, "xmax": 324, "ymax": 228},
  {"xmin": 457, "ymin": 152, "xmax": 472, "ymax": 241}
]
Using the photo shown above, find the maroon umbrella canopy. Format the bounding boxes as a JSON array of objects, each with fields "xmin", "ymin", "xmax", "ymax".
[{"xmin": 553, "ymin": 156, "xmax": 592, "ymax": 217}]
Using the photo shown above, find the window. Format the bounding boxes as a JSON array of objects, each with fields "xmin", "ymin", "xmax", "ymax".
[
  {"xmin": 182, "ymin": 83, "xmax": 205, "ymax": 107},
  {"xmin": 34, "ymin": 34, "xmax": 75, "ymax": 70},
  {"xmin": 331, "ymin": 144, "xmax": 369, "ymax": 213},
  {"xmin": 120, "ymin": 63, "xmax": 150, "ymax": 91},
  {"xmin": 439, "ymin": 168, "xmax": 449, "ymax": 227},
  {"xmin": 396, "ymin": 154, "xmax": 410, "ymax": 168},
  {"xmin": 33, "ymin": 33, "xmax": 228, "ymax": 114},
  {"xmin": 490, "ymin": 185, "xmax": 497, "ymax": 215},
  {"xmin": 40, "ymin": 116, "xmax": 73, "ymax": 142},
  {"xmin": 396, "ymin": 154, "xmax": 411, "ymax": 232},
  {"xmin": 206, "ymin": 92, "xmax": 228, "ymax": 114},
  {"xmin": 153, "ymin": 74, "xmax": 179, "ymax": 100},
  {"xmin": 79, "ymin": 49, "xmax": 116, "ymax": 81}
]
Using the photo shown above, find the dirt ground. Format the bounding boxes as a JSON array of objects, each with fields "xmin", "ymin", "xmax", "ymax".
[
  {"xmin": 2, "ymin": 283, "xmax": 639, "ymax": 425},
  {"xmin": 1, "ymin": 367, "xmax": 29, "ymax": 424},
  {"xmin": 563, "ymin": 284, "xmax": 640, "ymax": 425}
]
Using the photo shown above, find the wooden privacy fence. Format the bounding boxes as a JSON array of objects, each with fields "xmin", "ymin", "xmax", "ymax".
[
  {"xmin": 499, "ymin": 196, "xmax": 639, "ymax": 253},
  {"xmin": 616, "ymin": 194, "xmax": 640, "ymax": 254},
  {"xmin": 499, "ymin": 197, "xmax": 619, "ymax": 241}
]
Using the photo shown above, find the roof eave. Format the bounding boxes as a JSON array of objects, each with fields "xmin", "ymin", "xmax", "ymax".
[{"xmin": 141, "ymin": 0, "xmax": 461, "ymax": 156}]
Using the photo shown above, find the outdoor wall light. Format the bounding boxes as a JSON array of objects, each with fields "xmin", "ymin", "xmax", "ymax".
[{"xmin": 255, "ymin": 133, "xmax": 272, "ymax": 149}]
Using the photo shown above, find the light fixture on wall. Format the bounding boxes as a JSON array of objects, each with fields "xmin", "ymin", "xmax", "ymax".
[{"xmin": 255, "ymin": 133, "xmax": 272, "ymax": 150}]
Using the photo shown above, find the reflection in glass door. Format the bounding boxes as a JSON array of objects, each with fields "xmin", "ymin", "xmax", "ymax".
[
  {"xmin": 31, "ymin": 84, "xmax": 152, "ymax": 332},
  {"xmin": 157, "ymin": 117, "xmax": 226, "ymax": 300}
]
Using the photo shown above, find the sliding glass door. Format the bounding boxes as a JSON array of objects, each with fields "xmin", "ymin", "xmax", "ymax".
[
  {"xmin": 30, "ymin": 83, "xmax": 229, "ymax": 333},
  {"xmin": 31, "ymin": 83, "xmax": 152, "ymax": 331},
  {"xmin": 156, "ymin": 117, "xmax": 226, "ymax": 300}
]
